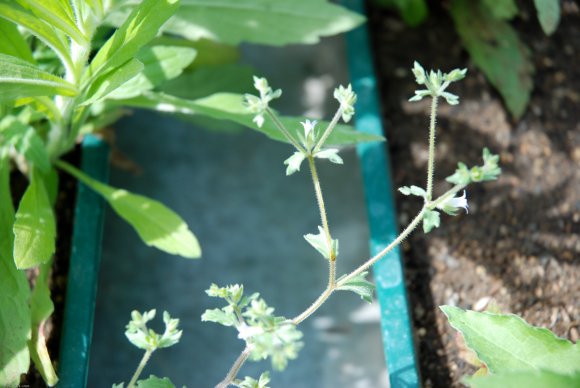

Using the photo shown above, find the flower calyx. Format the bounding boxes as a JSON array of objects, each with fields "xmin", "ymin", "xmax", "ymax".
[{"xmin": 409, "ymin": 61, "xmax": 467, "ymax": 105}]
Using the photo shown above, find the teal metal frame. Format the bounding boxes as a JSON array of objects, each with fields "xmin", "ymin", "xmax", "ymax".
[
  {"xmin": 57, "ymin": 135, "xmax": 109, "ymax": 387},
  {"xmin": 343, "ymin": 0, "xmax": 421, "ymax": 386}
]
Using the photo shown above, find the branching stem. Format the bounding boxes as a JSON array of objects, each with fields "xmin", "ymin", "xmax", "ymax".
[
  {"xmin": 215, "ymin": 345, "xmax": 255, "ymax": 388},
  {"xmin": 266, "ymin": 108, "xmax": 305, "ymax": 153}
]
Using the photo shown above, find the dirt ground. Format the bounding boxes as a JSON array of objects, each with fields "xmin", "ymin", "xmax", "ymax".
[{"xmin": 369, "ymin": 1, "xmax": 579, "ymax": 386}]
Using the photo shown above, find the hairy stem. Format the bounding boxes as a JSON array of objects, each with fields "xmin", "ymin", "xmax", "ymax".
[
  {"xmin": 266, "ymin": 108, "xmax": 305, "ymax": 153},
  {"xmin": 307, "ymin": 156, "xmax": 335, "ymax": 263},
  {"xmin": 313, "ymin": 107, "xmax": 342, "ymax": 154},
  {"xmin": 215, "ymin": 344, "xmax": 254, "ymax": 388},
  {"xmin": 127, "ymin": 349, "xmax": 153, "ymax": 388},
  {"xmin": 426, "ymin": 96, "xmax": 439, "ymax": 201}
]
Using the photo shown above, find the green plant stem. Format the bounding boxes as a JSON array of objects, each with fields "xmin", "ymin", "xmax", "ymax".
[
  {"xmin": 127, "ymin": 349, "xmax": 154, "ymax": 388},
  {"xmin": 266, "ymin": 108, "xmax": 305, "ymax": 153},
  {"xmin": 313, "ymin": 107, "xmax": 342, "ymax": 153},
  {"xmin": 426, "ymin": 96, "xmax": 439, "ymax": 201},
  {"xmin": 216, "ymin": 344, "xmax": 254, "ymax": 388}
]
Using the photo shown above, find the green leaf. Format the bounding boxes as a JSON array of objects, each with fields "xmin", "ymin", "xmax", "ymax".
[
  {"xmin": 467, "ymin": 370, "xmax": 580, "ymax": 388},
  {"xmin": 56, "ymin": 160, "xmax": 201, "ymax": 259},
  {"xmin": 446, "ymin": 162, "xmax": 471, "ymax": 185},
  {"xmin": 283, "ymin": 152, "xmax": 306, "ymax": 176},
  {"xmin": 28, "ymin": 260, "xmax": 58, "ymax": 386},
  {"xmin": 533, "ymin": 0, "xmax": 560, "ymax": 35},
  {"xmin": 440, "ymin": 306, "xmax": 580, "ymax": 374},
  {"xmin": 422, "ymin": 209, "xmax": 440, "ymax": 233},
  {"xmin": 0, "ymin": 150, "xmax": 32, "ymax": 388},
  {"xmin": 450, "ymin": 0, "xmax": 534, "ymax": 118},
  {"xmin": 374, "ymin": 0, "xmax": 428, "ymax": 27},
  {"xmin": 304, "ymin": 226, "xmax": 338, "ymax": 260},
  {"xmin": 80, "ymin": 58, "xmax": 144, "ymax": 105},
  {"xmin": 0, "ymin": 18, "xmax": 34, "ymax": 62},
  {"xmin": 136, "ymin": 375, "xmax": 176, "ymax": 388},
  {"xmin": 0, "ymin": 1, "xmax": 72, "ymax": 69},
  {"xmin": 336, "ymin": 271, "xmax": 375, "ymax": 303},
  {"xmin": 481, "ymin": 0, "xmax": 518, "ymax": 20},
  {"xmin": 239, "ymin": 371, "xmax": 271, "ymax": 388},
  {"xmin": 0, "ymin": 116, "xmax": 51, "ymax": 173},
  {"xmin": 159, "ymin": 0, "xmax": 365, "ymax": 46},
  {"xmin": 115, "ymin": 92, "xmax": 383, "ymax": 146},
  {"xmin": 16, "ymin": 0, "xmax": 87, "ymax": 44},
  {"xmin": 87, "ymin": 0, "xmax": 179, "ymax": 81},
  {"xmin": 0, "ymin": 54, "xmax": 77, "ymax": 100},
  {"xmin": 201, "ymin": 308, "xmax": 237, "ymax": 327},
  {"xmin": 108, "ymin": 46, "xmax": 197, "ymax": 100},
  {"xmin": 13, "ymin": 168, "xmax": 56, "ymax": 269},
  {"xmin": 398, "ymin": 185, "xmax": 426, "ymax": 198}
]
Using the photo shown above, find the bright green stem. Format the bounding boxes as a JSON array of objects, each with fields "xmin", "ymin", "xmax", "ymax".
[
  {"xmin": 266, "ymin": 108, "xmax": 305, "ymax": 153},
  {"xmin": 426, "ymin": 96, "xmax": 439, "ymax": 201},
  {"xmin": 313, "ymin": 107, "xmax": 342, "ymax": 153},
  {"xmin": 127, "ymin": 349, "xmax": 154, "ymax": 388}
]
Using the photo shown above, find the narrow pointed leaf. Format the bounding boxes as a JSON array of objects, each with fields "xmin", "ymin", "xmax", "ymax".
[
  {"xmin": 0, "ymin": 19, "xmax": 34, "ymax": 61},
  {"xmin": 80, "ymin": 58, "xmax": 144, "ymax": 105},
  {"xmin": 13, "ymin": 169, "xmax": 56, "ymax": 269},
  {"xmin": 87, "ymin": 0, "xmax": 179, "ymax": 80},
  {"xmin": 114, "ymin": 92, "xmax": 383, "ymax": 146},
  {"xmin": 440, "ymin": 306, "xmax": 580, "ymax": 374},
  {"xmin": 0, "ymin": 150, "xmax": 31, "ymax": 387},
  {"xmin": 57, "ymin": 161, "xmax": 201, "ymax": 259},
  {"xmin": 0, "ymin": 54, "xmax": 77, "ymax": 100},
  {"xmin": 0, "ymin": 1, "xmax": 71, "ymax": 68}
]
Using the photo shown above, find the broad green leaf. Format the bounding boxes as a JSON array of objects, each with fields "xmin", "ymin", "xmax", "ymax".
[
  {"xmin": 468, "ymin": 370, "xmax": 580, "ymax": 388},
  {"xmin": 16, "ymin": 0, "xmax": 87, "ymax": 44},
  {"xmin": 336, "ymin": 271, "xmax": 375, "ymax": 303},
  {"xmin": 0, "ymin": 1, "xmax": 72, "ymax": 69},
  {"xmin": 136, "ymin": 375, "xmax": 175, "ymax": 388},
  {"xmin": 440, "ymin": 306, "xmax": 580, "ymax": 374},
  {"xmin": 0, "ymin": 150, "xmax": 32, "ymax": 387},
  {"xmin": 422, "ymin": 209, "xmax": 440, "ymax": 233},
  {"xmin": 13, "ymin": 168, "xmax": 56, "ymax": 269},
  {"xmin": 0, "ymin": 54, "xmax": 77, "ymax": 100},
  {"xmin": 398, "ymin": 185, "xmax": 426, "ymax": 198},
  {"xmin": 450, "ymin": 0, "xmax": 534, "ymax": 119},
  {"xmin": 164, "ymin": 0, "xmax": 365, "ymax": 46},
  {"xmin": 86, "ymin": 0, "xmax": 179, "ymax": 81},
  {"xmin": 481, "ymin": 0, "xmax": 518, "ymax": 20},
  {"xmin": 80, "ymin": 58, "xmax": 144, "ymax": 105},
  {"xmin": 28, "ymin": 260, "xmax": 58, "ymax": 386},
  {"xmin": 0, "ymin": 19, "xmax": 34, "ymax": 62},
  {"xmin": 374, "ymin": 0, "xmax": 428, "ymax": 26},
  {"xmin": 115, "ymin": 92, "xmax": 384, "ymax": 146},
  {"xmin": 57, "ymin": 161, "xmax": 201, "ymax": 259},
  {"xmin": 107, "ymin": 46, "xmax": 197, "ymax": 100},
  {"xmin": 160, "ymin": 63, "xmax": 255, "ymax": 101},
  {"xmin": 533, "ymin": 0, "xmax": 560, "ymax": 35}
]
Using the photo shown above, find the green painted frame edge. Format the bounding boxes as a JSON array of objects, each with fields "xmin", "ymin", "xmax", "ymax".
[
  {"xmin": 57, "ymin": 135, "xmax": 109, "ymax": 388},
  {"xmin": 342, "ymin": 0, "xmax": 421, "ymax": 386}
]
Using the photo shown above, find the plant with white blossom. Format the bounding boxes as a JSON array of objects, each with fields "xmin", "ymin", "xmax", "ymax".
[{"xmin": 203, "ymin": 63, "xmax": 501, "ymax": 387}]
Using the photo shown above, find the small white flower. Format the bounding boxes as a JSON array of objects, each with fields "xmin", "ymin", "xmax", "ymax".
[
  {"xmin": 237, "ymin": 323, "xmax": 263, "ymax": 340},
  {"xmin": 437, "ymin": 190, "xmax": 469, "ymax": 216},
  {"xmin": 301, "ymin": 119, "xmax": 317, "ymax": 138}
]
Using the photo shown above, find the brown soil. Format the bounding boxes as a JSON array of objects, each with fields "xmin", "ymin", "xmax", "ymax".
[
  {"xmin": 369, "ymin": 1, "xmax": 579, "ymax": 386},
  {"xmin": 13, "ymin": 149, "xmax": 79, "ymax": 387}
]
